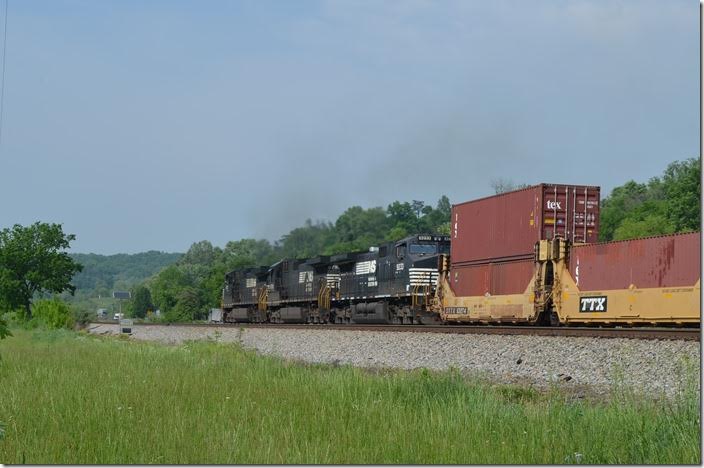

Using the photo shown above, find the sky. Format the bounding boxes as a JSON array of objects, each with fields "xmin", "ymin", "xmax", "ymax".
[{"xmin": 0, "ymin": 0, "xmax": 699, "ymax": 254}]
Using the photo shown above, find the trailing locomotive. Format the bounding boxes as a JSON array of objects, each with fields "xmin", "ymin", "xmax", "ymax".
[{"xmin": 222, "ymin": 234, "xmax": 451, "ymax": 325}]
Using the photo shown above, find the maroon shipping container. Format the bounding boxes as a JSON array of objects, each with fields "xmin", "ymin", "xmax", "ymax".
[
  {"xmin": 451, "ymin": 183, "xmax": 600, "ymax": 266},
  {"xmin": 451, "ymin": 259, "xmax": 535, "ymax": 297},
  {"xmin": 568, "ymin": 232, "xmax": 700, "ymax": 290}
]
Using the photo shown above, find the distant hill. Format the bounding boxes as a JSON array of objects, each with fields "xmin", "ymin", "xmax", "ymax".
[{"xmin": 70, "ymin": 251, "xmax": 183, "ymax": 294}]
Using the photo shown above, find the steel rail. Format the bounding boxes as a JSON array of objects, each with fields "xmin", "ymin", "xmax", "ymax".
[{"xmin": 89, "ymin": 322, "xmax": 700, "ymax": 341}]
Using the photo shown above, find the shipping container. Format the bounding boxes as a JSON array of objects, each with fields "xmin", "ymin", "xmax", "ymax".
[
  {"xmin": 450, "ymin": 259, "xmax": 535, "ymax": 297},
  {"xmin": 451, "ymin": 183, "xmax": 600, "ymax": 266},
  {"xmin": 568, "ymin": 232, "xmax": 700, "ymax": 291}
]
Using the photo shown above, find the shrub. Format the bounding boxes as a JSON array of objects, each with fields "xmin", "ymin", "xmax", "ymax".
[
  {"xmin": 72, "ymin": 308, "xmax": 93, "ymax": 327},
  {"xmin": 31, "ymin": 299, "xmax": 75, "ymax": 330}
]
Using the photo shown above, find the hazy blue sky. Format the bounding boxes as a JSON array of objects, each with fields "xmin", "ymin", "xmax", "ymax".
[{"xmin": 1, "ymin": 0, "xmax": 698, "ymax": 254}]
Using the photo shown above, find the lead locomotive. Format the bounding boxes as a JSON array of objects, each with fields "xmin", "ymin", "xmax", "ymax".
[{"xmin": 222, "ymin": 234, "xmax": 450, "ymax": 325}]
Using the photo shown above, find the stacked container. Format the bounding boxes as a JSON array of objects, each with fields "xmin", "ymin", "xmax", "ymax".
[
  {"xmin": 568, "ymin": 232, "xmax": 700, "ymax": 290},
  {"xmin": 450, "ymin": 183, "xmax": 600, "ymax": 297}
]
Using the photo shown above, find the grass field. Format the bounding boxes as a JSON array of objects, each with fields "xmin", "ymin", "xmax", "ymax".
[{"xmin": 0, "ymin": 329, "xmax": 699, "ymax": 464}]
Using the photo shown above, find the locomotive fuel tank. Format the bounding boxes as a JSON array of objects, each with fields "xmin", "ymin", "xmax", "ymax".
[
  {"xmin": 351, "ymin": 302, "xmax": 389, "ymax": 323},
  {"xmin": 229, "ymin": 308, "xmax": 250, "ymax": 321}
]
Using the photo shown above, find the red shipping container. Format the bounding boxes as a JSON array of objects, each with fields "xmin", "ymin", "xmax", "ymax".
[
  {"xmin": 569, "ymin": 232, "xmax": 700, "ymax": 290},
  {"xmin": 451, "ymin": 183, "xmax": 600, "ymax": 266},
  {"xmin": 451, "ymin": 259, "xmax": 535, "ymax": 297}
]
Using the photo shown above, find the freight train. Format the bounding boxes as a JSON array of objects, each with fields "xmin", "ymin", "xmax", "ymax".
[{"xmin": 221, "ymin": 183, "xmax": 701, "ymax": 326}]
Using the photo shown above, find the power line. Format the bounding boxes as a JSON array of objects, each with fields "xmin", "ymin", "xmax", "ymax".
[{"xmin": 0, "ymin": 0, "xmax": 8, "ymax": 150}]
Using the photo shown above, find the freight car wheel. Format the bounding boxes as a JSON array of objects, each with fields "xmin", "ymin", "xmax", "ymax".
[{"xmin": 549, "ymin": 311, "xmax": 561, "ymax": 327}]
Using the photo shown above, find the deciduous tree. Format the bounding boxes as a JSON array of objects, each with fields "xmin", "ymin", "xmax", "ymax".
[
  {"xmin": 129, "ymin": 284, "xmax": 153, "ymax": 319},
  {"xmin": 0, "ymin": 223, "xmax": 83, "ymax": 321}
]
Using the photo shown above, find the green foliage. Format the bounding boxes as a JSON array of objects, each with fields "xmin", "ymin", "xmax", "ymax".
[
  {"xmin": 387, "ymin": 201, "xmax": 416, "ymax": 233},
  {"xmin": 128, "ymin": 285, "xmax": 153, "ymax": 319},
  {"xmin": 30, "ymin": 298, "xmax": 75, "ymax": 330},
  {"xmin": 166, "ymin": 286, "xmax": 201, "ymax": 322},
  {"xmin": 612, "ymin": 214, "xmax": 675, "ymax": 241},
  {"xmin": 279, "ymin": 220, "xmax": 335, "ymax": 259},
  {"xmin": 179, "ymin": 241, "xmax": 218, "ymax": 266},
  {"xmin": 62, "ymin": 250, "xmax": 181, "ymax": 324},
  {"xmin": 221, "ymin": 239, "xmax": 278, "ymax": 270},
  {"xmin": 149, "ymin": 265, "xmax": 195, "ymax": 318},
  {"xmin": 0, "ymin": 222, "xmax": 83, "ymax": 322},
  {"xmin": 329, "ymin": 206, "xmax": 391, "ymax": 254},
  {"xmin": 72, "ymin": 308, "xmax": 93, "ymax": 327},
  {"xmin": 662, "ymin": 158, "xmax": 701, "ymax": 232},
  {"xmin": 600, "ymin": 158, "xmax": 700, "ymax": 241},
  {"xmin": 67, "ymin": 250, "xmax": 181, "ymax": 308},
  {"xmin": 69, "ymin": 251, "xmax": 182, "ymax": 292},
  {"xmin": 0, "ymin": 314, "xmax": 10, "ymax": 339}
]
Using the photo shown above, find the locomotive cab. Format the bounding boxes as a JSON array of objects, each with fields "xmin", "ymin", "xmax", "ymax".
[
  {"xmin": 395, "ymin": 234, "xmax": 451, "ymax": 266},
  {"xmin": 386, "ymin": 234, "xmax": 452, "ymax": 289},
  {"xmin": 348, "ymin": 234, "xmax": 451, "ymax": 324}
]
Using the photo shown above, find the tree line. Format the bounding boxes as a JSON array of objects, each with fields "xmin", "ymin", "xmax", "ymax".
[
  {"xmin": 0, "ymin": 157, "xmax": 699, "ymax": 333},
  {"xmin": 599, "ymin": 158, "xmax": 700, "ymax": 241}
]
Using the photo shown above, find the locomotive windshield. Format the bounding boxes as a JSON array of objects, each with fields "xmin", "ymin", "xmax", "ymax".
[{"xmin": 409, "ymin": 244, "xmax": 437, "ymax": 255}]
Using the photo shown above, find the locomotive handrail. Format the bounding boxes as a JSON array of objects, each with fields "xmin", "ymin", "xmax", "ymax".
[
  {"xmin": 257, "ymin": 287, "xmax": 268, "ymax": 312},
  {"xmin": 317, "ymin": 283, "xmax": 331, "ymax": 310}
]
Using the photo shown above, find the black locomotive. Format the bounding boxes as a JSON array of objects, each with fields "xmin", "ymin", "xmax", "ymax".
[{"xmin": 222, "ymin": 234, "xmax": 451, "ymax": 325}]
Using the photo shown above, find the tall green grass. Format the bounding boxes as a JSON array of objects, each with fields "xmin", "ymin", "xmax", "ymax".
[{"xmin": 0, "ymin": 329, "xmax": 699, "ymax": 464}]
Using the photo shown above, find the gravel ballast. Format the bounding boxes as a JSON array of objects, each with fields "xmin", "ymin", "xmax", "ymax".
[{"xmin": 87, "ymin": 323, "xmax": 700, "ymax": 397}]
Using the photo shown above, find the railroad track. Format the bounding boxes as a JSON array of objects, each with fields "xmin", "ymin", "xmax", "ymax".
[{"xmin": 89, "ymin": 322, "xmax": 701, "ymax": 341}]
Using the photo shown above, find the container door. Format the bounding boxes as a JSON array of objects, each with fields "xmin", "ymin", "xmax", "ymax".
[
  {"xmin": 569, "ymin": 187, "xmax": 600, "ymax": 244},
  {"xmin": 541, "ymin": 185, "xmax": 570, "ymax": 241},
  {"xmin": 542, "ymin": 185, "xmax": 599, "ymax": 244}
]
